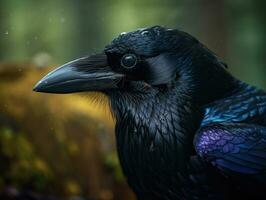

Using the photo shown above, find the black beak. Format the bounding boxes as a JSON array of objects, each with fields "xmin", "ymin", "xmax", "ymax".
[{"xmin": 33, "ymin": 53, "xmax": 124, "ymax": 93}]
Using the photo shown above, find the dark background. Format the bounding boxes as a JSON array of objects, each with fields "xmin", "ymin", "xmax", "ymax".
[{"xmin": 0, "ymin": 0, "xmax": 265, "ymax": 199}]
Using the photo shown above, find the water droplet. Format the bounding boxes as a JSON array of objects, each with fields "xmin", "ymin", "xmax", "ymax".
[
  {"xmin": 5, "ymin": 31, "xmax": 8, "ymax": 35},
  {"xmin": 141, "ymin": 30, "xmax": 150, "ymax": 36}
]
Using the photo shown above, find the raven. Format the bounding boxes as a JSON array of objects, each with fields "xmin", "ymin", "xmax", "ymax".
[{"xmin": 34, "ymin": 26, "xmax": 266, "ymax": 200}]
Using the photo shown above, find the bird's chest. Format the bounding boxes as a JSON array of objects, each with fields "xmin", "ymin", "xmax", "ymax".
[
  {"xmin": 111, "ymin": 93, "xmax": 202, "ymax": 198},
  {"xmin": 115, "ymin": 113, "xmax": 191, "ymax": 198},
  {"xmin": 116, "ymin": 109, "xmax": 180, "ymax": 169}
]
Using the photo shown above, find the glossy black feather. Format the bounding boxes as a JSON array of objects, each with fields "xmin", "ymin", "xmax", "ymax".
[
  {"xmin": 194, "ymin": 123, "xmax": 266, "ymax": 174},
  {"xmin": 104, "ymin": 26, "xmax": 266, "ymax": 200},
  {"xmin": 36, "ymin": 26, "xmax": 266, "ymax": 200}
]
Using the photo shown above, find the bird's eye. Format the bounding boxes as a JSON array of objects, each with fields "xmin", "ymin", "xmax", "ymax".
[{"xmin": 121, "ymin": 54, "xmax": 137, "ymax": 69}]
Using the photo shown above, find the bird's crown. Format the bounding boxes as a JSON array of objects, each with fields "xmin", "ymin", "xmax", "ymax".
[{"xmin": 105, "ymin": 25, "xmax": 198, "ymax": 57}]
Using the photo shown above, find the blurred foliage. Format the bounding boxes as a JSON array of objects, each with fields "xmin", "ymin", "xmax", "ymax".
[
  {"xmin": 105, "ymin": 152, "xmax": 124, "ymax": 182},
  {"xmin": 0, "ymin": 0, "xmax": 265, "ymax": 87},
  {"xmin": 0, "ymin": 127, "xmax": 52, "ymax": 191},
  {"xmin": 0, "ymin": 64, "xmax": 134, "ymax": 199},
  {"xmin": 0, "ymin": 0, "xmax": 265, "ymax": 199}
]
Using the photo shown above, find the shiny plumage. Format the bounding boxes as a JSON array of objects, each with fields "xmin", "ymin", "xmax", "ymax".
[
  {"xmin": 110, "ymin": 81, "xmax": 266, "ymax": 200},
  {"xmin": 34, "ymin": 26, "xmax": 266, "ymax": 200}
]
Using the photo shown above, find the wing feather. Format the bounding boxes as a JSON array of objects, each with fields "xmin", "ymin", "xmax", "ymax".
[{"xmin": 194, "ymin": 123, "xmax": 266, "ymax": 176}]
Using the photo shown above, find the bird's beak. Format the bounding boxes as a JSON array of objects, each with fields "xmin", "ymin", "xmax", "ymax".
[{"xmin": 33, "ymin": 53, "xmax": 124, "ymax": 93}]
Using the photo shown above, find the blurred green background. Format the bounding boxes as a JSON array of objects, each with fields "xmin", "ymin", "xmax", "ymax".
[{"xmin": 0, "ymin": 0, "xmax": 265, "ymax": 199}]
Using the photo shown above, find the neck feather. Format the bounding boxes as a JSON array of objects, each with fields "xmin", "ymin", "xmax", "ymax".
[{"xmin": 108, "ymin": 76, "xmax": 203, "ymax": 170}]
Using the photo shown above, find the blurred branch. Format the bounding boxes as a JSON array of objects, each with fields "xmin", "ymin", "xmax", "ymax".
[{"xmin": 201, "ymin": 0, "xmax": 228, "ymax": 58}]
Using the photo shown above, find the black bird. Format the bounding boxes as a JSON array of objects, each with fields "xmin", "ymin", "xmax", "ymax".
[{"xmin": 34, "ymin": 26, "xmax": 266, "ymax": 200}]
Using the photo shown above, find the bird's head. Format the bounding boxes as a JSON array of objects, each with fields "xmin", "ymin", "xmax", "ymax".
[{"xmin": 34, "ymin": 26, "xmax": 235, "ymax": 105}]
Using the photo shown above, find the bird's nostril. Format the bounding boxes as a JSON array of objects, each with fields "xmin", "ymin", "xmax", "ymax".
[{"xmin": 116, "ymin": 77, "xmax": 126, "ymax": 88}]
